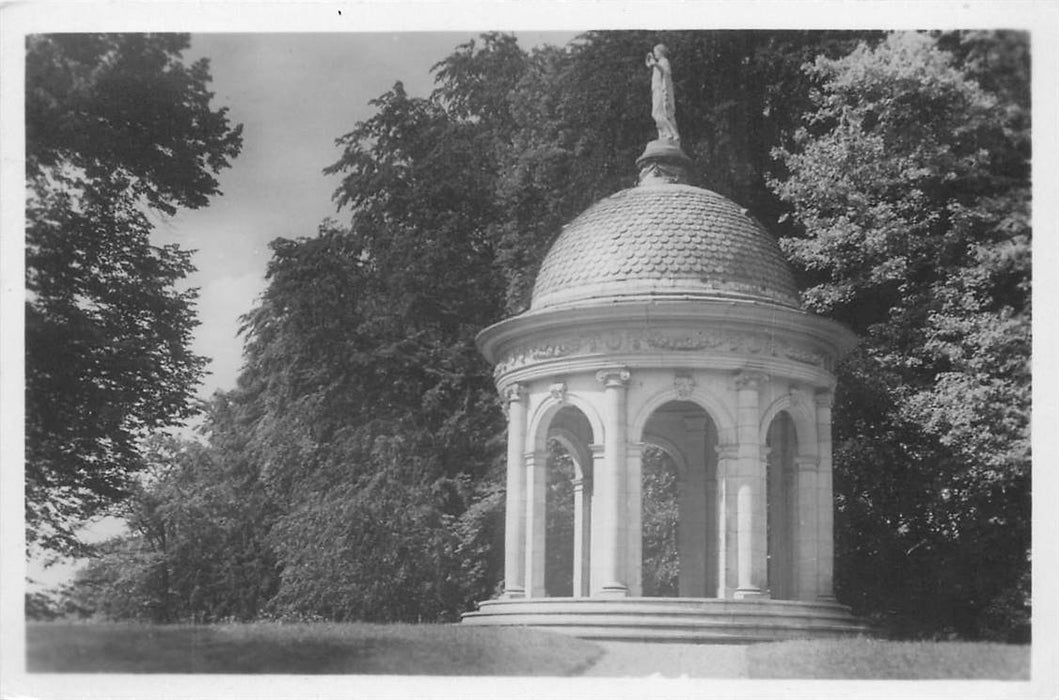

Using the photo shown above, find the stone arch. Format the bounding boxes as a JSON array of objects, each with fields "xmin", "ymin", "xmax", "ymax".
[
  {"xmin": 759, "ymin": 390, "xmax": 818, "ymax": 457},
  {"xmin": 528, "ymin": 391, "xmax": 604, "ymax": 454},
  {"xmin": 525, "ymin": 397, "xmax": 599, "ymax": 599},
  {"xmin": 631, "ymin": 384, "xmax": 735, "ymax": 447},
  {"xmin": 636, "ymin": 396, "xmax": 721, "ymax": 599}
]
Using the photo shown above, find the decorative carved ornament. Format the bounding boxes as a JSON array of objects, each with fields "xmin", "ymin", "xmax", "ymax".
[
  {"xmin": 549, "ymin": 381, "xmax": 567, "ymax": 404},
  {"xmin": 493, "ymin": 328, "xmax": 828, "ymax": 378},
  {"xmin": 735, "ymin": 371, "xmax": 769, "ymax": 391},
  {"xmin": 596, "ymin": 367, "xmax": 631, "ymax": 387},
  {"xmin": 502, "ymin": 383, "xmax": 526, "ymax": 404},
  {"xmin": 674, "ymin": 372, "xmax": 696, "ymax": 398},
  {"xmin": 789, "ymin": 386, "xmax": 810, "ymax": 410}
]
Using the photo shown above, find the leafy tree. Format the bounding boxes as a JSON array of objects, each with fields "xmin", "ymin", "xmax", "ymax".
[
  {"xmin": 771, "ymin": 31, "xmax": 1030, "ymax": 640},
  {"xmin": 641, "ymin": 446, "xmax": 680, "ymax": 597},
  {"xmin": 56, "ymin": 432, "xmax": 279, "ymax": 623},
  {"xmin": 25, "ymin": 33, "xmax": 243, "ymax": 555},
  {"xmin": 544, "ymin": 442, "xmax": 576, "ymax": 597},
  {"xmin": 227, "ymin": 35, "xmax": 527, "ymax": 621}
]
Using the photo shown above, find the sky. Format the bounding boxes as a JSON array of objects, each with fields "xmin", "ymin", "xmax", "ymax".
[
  {"xmin": 19, "ymin": 29, "xmax": 582, "ymax": 591},
  {"xmin": 168, "ymin": 31, "xmax": 580, "ymax": 398}
]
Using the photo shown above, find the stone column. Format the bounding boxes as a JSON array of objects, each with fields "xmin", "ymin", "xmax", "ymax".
[
  {"xmin": 589, "ymin": 443, "xmax": 606, "ymax": 596},
  {"xmin": 715, "ymin": 445, "xmax": 738, "ymax": 598},
  {"xmin": 524, "ymin": 449, "xmax": 548, "ymax": 597},
  {"xmin": 794, "ymin": 456, "xmax": 819, "ymax": 600},
  {"xmin": 815, "ymin": 390, "xmax": 836, "ymax": 601},
  {"xmin": 733, "ymin": 371, "xmax": 769, "ymax": 599},
  {"xmin": 572, "ymin": 475, "xmax": 591, "ymax": 597},
  {"xmin": 596, "ymin": 367, "xmax": 631, "ymax": 597},
  {"xmin": 502, "ymin": 384, "xmax": 527, "ymax": 598},
  {"xmin": 625, "ymin": 441, "xmax": 644, "ymax": 596}
]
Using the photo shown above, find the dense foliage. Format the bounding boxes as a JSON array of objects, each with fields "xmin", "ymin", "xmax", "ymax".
[
  {"xmin": 641, "ymin": 446, "xmax": 680, "ymax": 597},
  {"xmin": 25, "ymin": 34, "xmax": 243, "ymax": 556},
  {"xmin": 52, "ymin": 31, "xmax": 1029, "ymax": 640},
  {"xmin": 772, "ymin": 32, "xmax": 1030, "ymax": 640}
]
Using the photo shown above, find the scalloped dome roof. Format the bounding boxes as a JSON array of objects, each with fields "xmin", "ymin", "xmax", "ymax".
[{"xmin": 530, "ymin": 183, "xmax": 801, "ymax": 311}]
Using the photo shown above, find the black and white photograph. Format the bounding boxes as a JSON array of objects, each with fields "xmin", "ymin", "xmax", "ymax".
[{"xmin": 1, "ymin": 2, "xmax": 1055, "ymax": 698}]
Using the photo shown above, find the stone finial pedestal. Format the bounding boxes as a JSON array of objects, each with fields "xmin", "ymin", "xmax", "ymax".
[{"xmin": 636, "ymin": 139, "xmax": 693, "ymax": 185}]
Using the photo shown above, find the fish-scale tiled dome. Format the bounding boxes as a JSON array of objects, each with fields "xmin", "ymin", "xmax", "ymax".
[{"xmin": 530, "ymin": 183, "xmax": 801, "ymax": 310}]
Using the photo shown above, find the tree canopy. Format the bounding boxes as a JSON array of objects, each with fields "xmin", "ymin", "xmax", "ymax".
[
  {"xmin": 51, "ymin": 31, "xmax": 1030, "ymax": 641},
  {"xmin": 772, "ymin": 31, "xmax": 1030, "ymax": 639},
  {"xmin": 25, "ymin": 33, "xmax": 243, "ymax": 555}
]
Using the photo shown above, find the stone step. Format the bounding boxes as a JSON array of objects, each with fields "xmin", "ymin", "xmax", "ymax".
[{"xmin": 461, "ymin": 597, "xmax": 875, "ymax": 642}]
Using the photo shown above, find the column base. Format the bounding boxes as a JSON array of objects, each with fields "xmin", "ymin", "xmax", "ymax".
[
  {"xmin": 502, "ymin": 588, "xmax": 526, "ymax": 599},
  {"xmin": 817, "ymin": 593, "xmax": 837, "ymax": 603},
  {"xmin": 734, "ymin": 587, "xmax": 771, "ymax": 600},
  {"xmin": 597, "ymin": 583, "xmax": 629, "ymax": 598}
]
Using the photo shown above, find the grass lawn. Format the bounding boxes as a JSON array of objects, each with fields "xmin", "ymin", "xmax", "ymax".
[
  {"xmin": 26, "ymin": 622, "xmax": 603, "ymax": 675},
  {"xmin": 747, "ymin": 638, "xmax": 1030, "ymax": 680}
]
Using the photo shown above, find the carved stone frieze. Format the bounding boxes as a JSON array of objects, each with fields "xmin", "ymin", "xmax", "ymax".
[{"xmin": 493, "ymin": 327, "xmax": 827, "ymax": 378}]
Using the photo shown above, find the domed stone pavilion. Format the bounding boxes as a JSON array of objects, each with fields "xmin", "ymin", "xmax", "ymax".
[{"xmin": 462, "ymin": 49, "xmax": 868, "ymax": 642}]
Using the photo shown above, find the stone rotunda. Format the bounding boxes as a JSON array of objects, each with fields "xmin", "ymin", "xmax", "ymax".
[{"xmin": 462, "ymin": 50, "xmax": 869, "ymax": 643}]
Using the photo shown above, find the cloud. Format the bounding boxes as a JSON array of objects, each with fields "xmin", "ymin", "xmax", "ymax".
[{"xmin": 193, "ymin": 270, "xmax": 269, "ymax": 396}]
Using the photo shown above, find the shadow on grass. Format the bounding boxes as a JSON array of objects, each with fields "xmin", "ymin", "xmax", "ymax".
[
  {"xmin": 747, "ymin": 638, "xmax": 1030, "ymax": 680},
  {"xmin": 27, "ymin": 622, "xmax": 604, "ymax": 676}
]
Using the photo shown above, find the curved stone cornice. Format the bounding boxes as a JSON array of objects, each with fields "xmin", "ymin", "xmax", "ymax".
[{"xmin": 479, "ymin": 299, "xmax": 856, "ymax": 387}]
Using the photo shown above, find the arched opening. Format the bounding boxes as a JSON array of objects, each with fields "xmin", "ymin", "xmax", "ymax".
[
  {"xmin": 545, "ymin": 439, "xmax": 575, "ymax": 596},
  {"xmin": 543, "ymin": 406, "xmax": 593, "ymax": 597},
  {"xmin": 766, "ymin": 411, "xmax": 797, "ymax": 600},
  {"xmin": 641, "ymin": 444, "xmax": 680, "ymax": 596},
  {"xmin": 640, "ymin": 400, "xmax": 719, "ymax": 598}
]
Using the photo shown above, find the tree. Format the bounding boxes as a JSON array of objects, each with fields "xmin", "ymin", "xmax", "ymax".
[
  {"xmin": 25, "ymin": 34, "xmax": 243, "ymax": 554},
  {"xmin": 771, "ymin": 31, "xmax": 1030, "ymax": 639},
  {"xmin": 55, "ymin": 432, "xmax": 279, "ymax": 623},
  {"xmin": 228, "ymin": 36, "xmax": 527, "ymax": 621}
]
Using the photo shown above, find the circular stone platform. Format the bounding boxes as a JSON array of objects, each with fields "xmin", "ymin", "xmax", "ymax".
[{"xmin": 461, "ymin": 597, "xmax": 873, "ymax": 643}]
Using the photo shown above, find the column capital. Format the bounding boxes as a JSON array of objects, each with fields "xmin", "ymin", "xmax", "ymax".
[
  {"xmin": 596, "ymin": 367, "xmax": 631, "ymax": 387},
  {"xmin": 589, "ymin": 443, "xmax": 606, "ymax": 457},
  {"xmin": 814, "ymin": 390, "xmax": 834, "ymax": 409},
  {"xmin": 734, "ymin": 370, "xmax": 769, "ymax": 391},
  {"xmin": 502, "ymin": 383, "xmax": 526, "ymax": 404},
  {"xmin": 795, "ymin": 456, "xmax": 819, "ymax": 472},
  {"xmin": 523, "ymin": 450, "xmax": 545, "ymax": 465},
  {"xmin": 715, "ymin": 444, "xmax": 740, "ymax": 461}
]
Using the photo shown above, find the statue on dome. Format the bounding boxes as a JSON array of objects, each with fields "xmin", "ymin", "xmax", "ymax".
[{"xmin": 645, "ymin": 43, "xmax": 679, "ymax": 143}]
